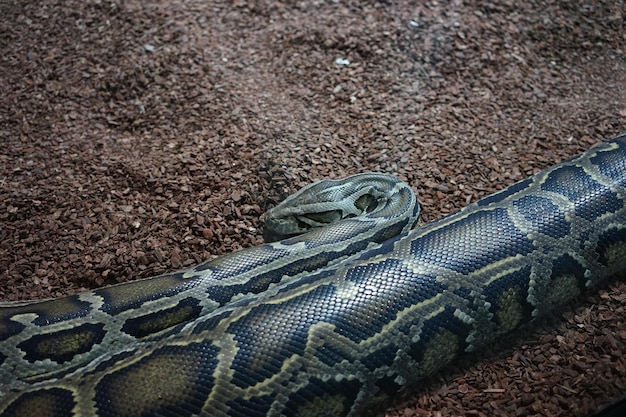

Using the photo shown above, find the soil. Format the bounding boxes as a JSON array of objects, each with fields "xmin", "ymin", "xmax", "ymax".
[{"xmin": 1, "ymin": 0, "xmax": 625, "ymax": 416}]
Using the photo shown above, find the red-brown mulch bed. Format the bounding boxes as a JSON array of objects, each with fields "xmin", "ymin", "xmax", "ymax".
[{"xmin": 1, "ymin": 0, "xmax": 624, "ymax": 416}]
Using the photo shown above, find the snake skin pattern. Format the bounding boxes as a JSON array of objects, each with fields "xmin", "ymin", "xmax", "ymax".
[{"xmin": 1, "ymin": 134, "xmax": 626, "ymax": 417}]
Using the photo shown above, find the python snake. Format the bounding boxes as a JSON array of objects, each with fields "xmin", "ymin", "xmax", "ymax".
[{"xmin": 1, "ymin": 134, "xmax": 626, "ymax": 416}]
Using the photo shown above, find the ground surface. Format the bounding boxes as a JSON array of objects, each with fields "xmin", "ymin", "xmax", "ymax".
[{"xmin": 1, "ymin": 0, "xmax": 625, "ymax": 416}]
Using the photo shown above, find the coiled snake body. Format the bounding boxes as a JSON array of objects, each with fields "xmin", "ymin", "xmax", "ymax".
[{"xmin": 1, "ymin": 135, "xmax": 626, "ymax": 417}]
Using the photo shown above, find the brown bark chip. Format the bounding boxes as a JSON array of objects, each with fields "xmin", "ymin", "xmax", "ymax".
[{"xmin": 1, "ymin": 0, "xmax": 624, "ymax": 416}]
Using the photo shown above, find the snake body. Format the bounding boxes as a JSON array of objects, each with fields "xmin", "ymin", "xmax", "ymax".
[{"xmin": 1, "ymin": 135, "xmax": 626, "ymax": 417}]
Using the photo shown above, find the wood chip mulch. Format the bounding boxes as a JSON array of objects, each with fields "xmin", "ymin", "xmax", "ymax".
[{"xmin": 1, "ymin": 0, "xmax": 624, "ymax": 416}]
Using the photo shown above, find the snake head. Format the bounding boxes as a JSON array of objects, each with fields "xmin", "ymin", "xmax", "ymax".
[{"xmin": 263, "ymin": 173, "xmax": 418, "ymax": 242}]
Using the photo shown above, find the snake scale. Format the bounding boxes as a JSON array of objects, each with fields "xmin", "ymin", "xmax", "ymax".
[{"xmin": 1, "ymin": 134, "xmax": 626, "ymax": 417}]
